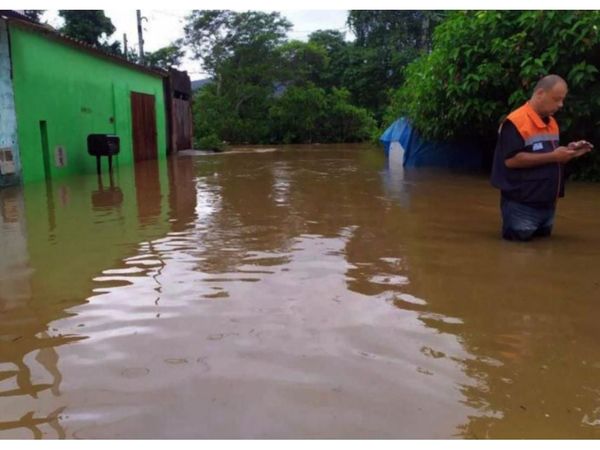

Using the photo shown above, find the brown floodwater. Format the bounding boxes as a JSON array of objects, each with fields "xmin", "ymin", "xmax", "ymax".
[{"xmin": 1, "ymin": 144, "xmax": 600, "ymax": 438}]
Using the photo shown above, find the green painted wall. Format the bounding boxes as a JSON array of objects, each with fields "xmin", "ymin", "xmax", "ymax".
[{"xmin": 9, "ymin": 24, "xmax": 167, "ymax": 184}]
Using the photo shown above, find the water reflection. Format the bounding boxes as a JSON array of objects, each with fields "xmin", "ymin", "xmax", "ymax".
[
  {"xmin": 1, "ymin": 187, "xmax": 73, "ymax": 438},
  {"xmin": 1, "ymin": 146, "xmax": 600, "ymax": 437},
  {"xmin": 45, "ymin": 148, "xmax": 473, "ymax": 437},
  {"xmin": 91, "ymin": 173, "xmax": 123, "ymax": 211},
  {"xmin": 380, "ymin": 155, "xmax": 411, "ymax": 208},
  {"xmin": 0, "ymin": 406, "xmax": 65, "ymax": 439},
  {"xmin": 376, "ymin": 170, "xmax": 600, "ymax": 438},
  {"xmin": 134, "ymin": 161, "xmax": 162, "ymax": 225},
  {"xmin": 0, "ymin": 159, "xmax": 173, "ymax": 438}
]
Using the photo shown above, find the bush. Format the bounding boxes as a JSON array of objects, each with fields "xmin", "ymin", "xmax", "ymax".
[
  {"xmin": 192, "ymin": 84, "xmax": 225, "ymax": 142},
  {"xmin": 323, "ymin": 88, "xmax": 377, "ymax": 143},
  {"xmin": 195, "ymin": 134, "xmax": 225, "ymax": 152},
  {"xmin": 268, "ymin": 85, "xmax": 328, "ymax": 143},
  {"xmin": 268, "ymin": 85, "xmax": 377, "ymax": 144}
]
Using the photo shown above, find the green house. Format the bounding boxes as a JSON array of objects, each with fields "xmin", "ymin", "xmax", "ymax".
[{"xmin": 0, "ymin": 12, "xmax": 191, "ymax": 188}]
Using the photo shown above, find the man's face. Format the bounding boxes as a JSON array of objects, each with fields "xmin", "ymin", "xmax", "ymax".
[{"xmin": 536, "ymin": 82, "xmax": 568, "ymax": 117}]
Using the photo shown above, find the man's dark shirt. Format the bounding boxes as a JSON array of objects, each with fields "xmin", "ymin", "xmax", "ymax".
[
  {"xmin": 497, "ymin": 119, "xmax": 524, "ymax": 160},
  {"xmin": 491, "ymin": 118, "xmax": 560, "ymax": 209}
]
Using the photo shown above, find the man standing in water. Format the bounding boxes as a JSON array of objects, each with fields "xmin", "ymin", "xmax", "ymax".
[{"xmin": 491, "ymin": 74, "xmax": 593, "ymax": 241}]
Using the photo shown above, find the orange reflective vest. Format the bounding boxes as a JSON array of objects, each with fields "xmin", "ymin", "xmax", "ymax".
[{"xmin": 491, "ymin": 102, "xmax": 564, "ymax": 206}]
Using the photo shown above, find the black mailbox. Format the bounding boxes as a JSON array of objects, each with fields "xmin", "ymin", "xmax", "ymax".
[
  {"xmin": 87, "ymin": 134, "xmax": 120, "ymax": 156},
  {"xmin": 87, "ymin": 134, "xmax": 120, "ymax": 175}
]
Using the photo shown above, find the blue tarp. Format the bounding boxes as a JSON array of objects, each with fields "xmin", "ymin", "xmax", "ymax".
[{"xmin": 380, "ymin": 118, "xmax": 483, "ymax": 170}]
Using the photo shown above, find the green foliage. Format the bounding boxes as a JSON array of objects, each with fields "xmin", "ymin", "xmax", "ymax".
[
  {"xmin": 145, "ymin": 40, "xmax": 185, "ymax": 70},
  {"xmin": 185, "ymin": 10, "xmax": 293, "ymax": 145},
  {"xmin": 196, "ymin": 134, "xmax": 225, "ymax": 151},
  {"xmin": 184, "ymin": 10, "xmax": 291, "ymax": 77},
  {"xmin": 193, "ymin": 82, "xmax": 376, "ymax": 146},
  {"xmin": 345, "ymin": 10, "xmax": 446, "ymax": 120},
  {"xmin": 186, "ymin": 10, "xmax": 427, "ymax": 147},
  {"xmin": 58, "ymin": 10, "xmax": 116, "ymax": 47},
  {"xmin": 348, "ymin": 10, "xmax": 445, "ymax": 52},
  {"xmin": 308, "ymin": 29, "xmax": 347, "ymax": 54},
  {"xmin": 57, "ymin": 10, "xmax": 126, "ymax": 58},
  {"xmin": 392, "ymin": 11, "xmax": 600, "ymax": 149},
  {"xmin": 192, "ymin": 84, "xmax": 225, "ymax": 140},
  {"xmin": 268, "ymin": 85, "xmax": 376, "ymax": 144},
  {"xmin": 307, "ymin": 30, "xmax": 350, "ymax": 90},
  {"xmin": 278, "ymin": 40, "xmax": 328, "ymax": 87},
  {"xmin": 99, "ymin": 41, "xmax": 124, "ymax": 57},
  {"xmin": 269, "ymin": 84, "xmax": 327, "ymax": 143},
  {"xmin": 192, "ymin": 82, "xmax": 273, "ymax": 145},
  {"xmin": 324, "ymin": 88, "xmax": 378, "ymax": 143}
]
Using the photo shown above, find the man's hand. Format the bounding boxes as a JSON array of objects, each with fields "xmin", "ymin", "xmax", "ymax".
[
  {"xmin": 568, "ymin": 140, "xmax": 594, "ymax": 158},
  {"xmin": 552, "ymin": 146, "xmax": 577, "ymax": 163},
  {"xmin": 506, "ymin": 146, "xmax": 573, "ymax": 167},
  {"xmin": 568, "ymin": 140, "xmax": 593, "ymax": 150},
  {"xmin": 506, "ymin": 142, "xmax": 593, "ymax": 168}
]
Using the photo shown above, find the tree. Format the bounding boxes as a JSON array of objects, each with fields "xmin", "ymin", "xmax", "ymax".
[
  {"xmin": 307, "ymin": 30, "xmax": 350, "ymax": 90},
  {"xmin": 23, "ymin": 10, "xmax": 44, "ymax": 23},
  {"xmin": 278, "ymin": 40, "xmax": 328, "ymax": 87},
  {"xmin": 186, "ymin": 10, "xmax": 378, "ymax": 146},
  {"xmin": 269, "ymin": 85, "xmax": 328, "ymax": 143},
  {"xmin": 268, "ymin": 85, "xmax": 376, "ymax": 144},
  {"xmin": 58, "ymin": 11, "xmax": 127, "ymax": 58},
  {"xmin": 338, "ymin": 45, "xmax": 388, "ymax": 121},
  {"xmin": 101, "ymin": 41, "xmax": 124, "ymax": 57},
  {"xmin": 184, "ymin": 10, "xmax": 291, "ymax": 77},
  {"xmin": 184, "ymin": 11, "xmax": 292, "ymax": 144},
  {"xmin": 58, "ymin": 10, "xmax": 116, "ymax": 47},
  {"xmin": 390, "ymin": 11, "xmax": 600, "ymax": 179},
  {"xmin": 322, "ymin": 88, "xmax": 377, "ymax": 143},
  {"xmin": 345, "ymin": 11, "xmax": 446, "ymax": 122},
  {"xmin": 348, "ymin": 10, "xmax": 444, "ymax": 52},
  {"xmin": 392, "ymin": 12, "xmax": 600, "ymax": 140},
  {"xmin": 309, "ymin": 29, "xmax": 347, "ymax": 54},
  {"xmin": 145, "ymin": 40, "xmax": 185, "ymax": 70}
]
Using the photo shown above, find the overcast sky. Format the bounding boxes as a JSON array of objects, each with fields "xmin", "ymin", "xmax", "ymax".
[{"xmin": 40, "ymin": 10, "xmax": 351, "ymax": 80}]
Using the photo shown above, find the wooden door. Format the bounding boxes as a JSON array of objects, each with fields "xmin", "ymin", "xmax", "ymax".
[
  {"xmin": 172, "ymin": 98, "xmax": 193, "ymax": 150},
  {"xmin": 131, "ymin": 92, "xmax": 158, "ymax": 161}
]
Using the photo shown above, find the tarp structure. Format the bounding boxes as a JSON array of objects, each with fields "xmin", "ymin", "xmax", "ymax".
[{"xmin": 380, "ymin": 118, "xmax": 483, "ymax": 170}]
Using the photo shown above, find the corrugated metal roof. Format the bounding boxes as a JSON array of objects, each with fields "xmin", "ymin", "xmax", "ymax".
[
  {"xmin": 0, "ymin": 10, "xmax": 34, "ymax": 22},
  {"xmin": 2, "ymin": 14, "xmax": 169, "ymax": 78}
]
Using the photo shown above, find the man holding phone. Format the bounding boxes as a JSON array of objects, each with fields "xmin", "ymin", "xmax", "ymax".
[{"xmin": 491, "ymin": 74, "xmax": 593, "ymax": 241}]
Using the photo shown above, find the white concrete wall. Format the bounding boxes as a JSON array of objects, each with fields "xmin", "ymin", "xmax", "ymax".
[{"xmin": 0, "ymin": 19, "xmax": 21, "ymax": 187}]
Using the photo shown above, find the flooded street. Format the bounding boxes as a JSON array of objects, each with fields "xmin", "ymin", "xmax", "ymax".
[{"xmin": 1, "ymin": 144, "xmax": 600, "ymax": 438}]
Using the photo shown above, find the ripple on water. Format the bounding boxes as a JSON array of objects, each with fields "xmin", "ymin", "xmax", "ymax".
[{"xmin": 369, "ymin": 274, "xmax": 410, "ymax": 285}]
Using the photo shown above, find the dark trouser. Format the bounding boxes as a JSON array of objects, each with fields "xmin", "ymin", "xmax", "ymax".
[{"xmin": 500, "ymin": 197, "xmax": 555, "ymax": 241}]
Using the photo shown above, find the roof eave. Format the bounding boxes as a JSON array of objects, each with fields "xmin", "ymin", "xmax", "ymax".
[{"xmin": 5, "ymin": 17, "xmax": 169, "ymax": 79}]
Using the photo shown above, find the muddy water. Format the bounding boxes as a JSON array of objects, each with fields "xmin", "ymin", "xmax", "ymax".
[{"xmin": 1, "ymin": 144, "xmax": 600, "ymax": 438}]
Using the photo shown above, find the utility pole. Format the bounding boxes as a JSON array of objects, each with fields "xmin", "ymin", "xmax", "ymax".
[
  {"xmin": 136, "ymin": 10, "xmax": 145, "ymax": 64},
  {"xmin": 123, "ymin": 33, "xmax": 128, "ymax": 60}
]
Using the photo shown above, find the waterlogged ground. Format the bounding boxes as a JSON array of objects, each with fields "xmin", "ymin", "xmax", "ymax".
[{"xmin": 1, "ymin": 144, "xmax": 600, "ymax": 438}]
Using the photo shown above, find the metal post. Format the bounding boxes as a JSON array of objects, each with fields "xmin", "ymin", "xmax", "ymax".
[
  {"xmin": 123, "ymin": 33, "xmax": 128, "ymax": 60},
  {"xmin": 136, "ymin": 10, "xmax": 145, "ymax": 64}
]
